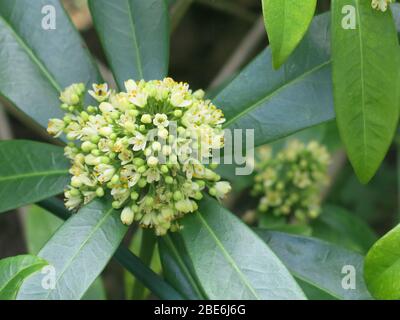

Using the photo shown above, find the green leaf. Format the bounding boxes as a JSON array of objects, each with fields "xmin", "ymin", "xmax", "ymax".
[
  {"xmin": 331, "ymin": 1, "xmax": 400, "ymax": 183},
  {"xmin": 0, "ymin": 255, "xmax": 47, "ymax": 300},
  {"xmin": 364, "ymin": 224, "xmax": 400, "ymax": 299},
  {"xmin": 256, "ymin": 229, "xmax": 373, "ymax": 300},
  {"xmin": 179, "ymin": 197, "xmax": 306, "ymax": 300},
  {"xmin": 17, "ymin": 199, "xmax": 127, "ymax": 300},
  {"xmin": 24, "ymin": 205, "xmax": 106, "ymax": 300},
  {"xmin": 88, "ymin": 0, "xmax": 170, "ymax": 89},
  {"xmin": 0, "ymin": 0, "xmax": 101, "ymax": 129},
  {"xmin": 215, "ymin": 12, "xmax": 334, "ymax": 148},
  {"xmin": 261, "ymin": 0, "xmax": 317, "ymax": 69},
  {"xmin": 0, "ymin": 140, "xmax": 69, "ymax": 213},
  {"xmin": 37, "ymin": 198, "xmax": 183, "ymax": 300},
  {"xmin": 311, "ymin": 205, "xmax": 377, "ymax": 254},
  {"xmin": 158, "ymin": 233, "xmax": 205, "ymax": 300}
]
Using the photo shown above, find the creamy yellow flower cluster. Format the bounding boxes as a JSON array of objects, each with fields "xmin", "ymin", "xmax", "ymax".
[
  {"xmin": 371, "ymin": 0, "xmax": 392, "ymax": 12},
  {"xmin": 251, "ymin": 140, "xmax": 330, "ymax": 224},
  {"xmin": 47, "ymin": 78, "xmax": 231, "ymax": 235}
]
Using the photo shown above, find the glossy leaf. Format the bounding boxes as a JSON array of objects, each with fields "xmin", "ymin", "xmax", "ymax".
[
  {"xmin": 0, "ymin": 255, "xmax": 47, "ymax": 300},
  {"xmin": 256, "ymin": 229, "xmax": 372, "ymax": 300},
  {"xmin": 364, "ymin": 224, "xmax": 400, "ymax": 299},
  {"xmin": 215, "ymin": 12, "xmax": 334, "ymax": 148},
  {"xmin": 24, "ymin": 205, "xmax": 106, "ymax": 300},
  {"xmin": 312, "ymin": 205, "xmax": 377, "ymax": 254},
  {"xmin": 0, "ymin": 140, "xmax": 69, "ymax": 213},
  {"xmin": 331, "ymin": 1, "xmax": 400, "ymax": 183},
  {"xmin": 88, "ymin": 0, "xmax": 170, "ymax": 89},
  {"xmin": 17, "ymin": 199, "xmax": 127, "ymax": 300},
  {"xmin": 0, "ymin": 0, "xmax": 101, "ymax": 129},
  {"xmin": 37, "ymin": 198, "xmax": 182, "ymax": 300},
  {"xmin": 262, "ymin": 0, "xmax": 317, "ymax": 68},
  {"xmin": 180, "ymin": 197, "xmax": 306, "ymax": 300}
]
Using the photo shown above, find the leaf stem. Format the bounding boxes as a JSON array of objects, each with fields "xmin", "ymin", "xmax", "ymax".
[{"xmin": 131, "ymin": 229, "xmax": 157, "ymax": 299}]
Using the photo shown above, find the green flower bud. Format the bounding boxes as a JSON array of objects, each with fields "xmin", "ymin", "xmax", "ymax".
[
  {"xmin": 160, "ymin": 165, "xmax": 169, "ymax": 174},
  {"xmin": 70, "ymin": 188, "xmax": 80, "ymax": 196},
  {"xmin": 138, "ymin": 178, "xmax": 147, "ymax": 188},
  {"xmin": 112, "ymin": 201, "xmax": 121, "ymax": 209},
  {"xmin": 173, "ymin": 191, "xmax": 183, "ymax": 201},
  {"xmin": 145, "ymin": 196, "xmax": 154, "ymax": 206},
  {"xmin": 81, "ymin": 141, "xmax": 95, "ymax": 152},
  {"xmin": 130, "ymin": 191, "xmax": 139, "ymax": 200},
  {"xmin": 165, "ymin": 176, "xmax": 174, "ymax": 184},
  {"xmin": 91, "ymin": 135, "xmax": 100, "ymax": 144},
  {"xmin": 96, "ymin": 187, "xmax": 105, "ymax": 197},
  {"xmin": 137, "ymin": 165, "xmax": 147, "ymax": 174},
  {"xmin": 174, "ymin": 110, "xmax": 183, "ymax": 118},
  {"xmin": 91, "ymin": 149, "xmax": 100, "ymax": 156},
  {"xmin": 133, "ymin": 158, "xmax": 145, "ymax": 166},
  {"xmin": 141, "ymin": 114, "xmax": 152, "ymax": 124},
  {"xmin": 111, "ymin": 174, "xmax": 120, "ymax": 184}
]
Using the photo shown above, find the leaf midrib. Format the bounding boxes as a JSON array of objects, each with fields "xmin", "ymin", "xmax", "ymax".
[
  {"xmin": 126, "ymin": 0, "xmax": 144, "ymax": 80},
  {"xmin": 195, "ymin": 212, "xmax": 261, "ymax": 299},
  {"xmin": 354, "ymin": 0, "xmax": 368, "ymax": 166},
  {"xmin": 0, "ymin": 169, "xmax": 69, "ymax": 183},
  {"xmin": 42, "ymin": 205, "xmax": 115, "ymax": 299},
  {"xmin": 0, "ymin": 15, "xmax": 62, "ymax": 92},
  {"xmin": 222, "ymin": 60, "xmax": 331, "ymax": 128}
]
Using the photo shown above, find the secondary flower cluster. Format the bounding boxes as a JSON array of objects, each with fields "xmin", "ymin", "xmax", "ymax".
[
  {"xmin": 251, "ymin": 140, "xmax": 330, "ymax": 224},
  {"xmin": 47, "ymin": 78, "xmax": 231, "ymax": 235},
  {"xmin": 371, "ymin": 0, "xmax": 392, "ymax": 11}
]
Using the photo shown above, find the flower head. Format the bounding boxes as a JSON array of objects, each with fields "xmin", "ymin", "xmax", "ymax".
[
  {"xmin": 48, "ymin": 78, "xmax": 231, "ymax": 235},
  {"xmin": 251, "ymin": 140, "xmax": 330, "ymax": 224}
]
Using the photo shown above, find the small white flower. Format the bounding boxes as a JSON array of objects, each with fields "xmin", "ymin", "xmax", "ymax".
[
  {"xmin": 88, "ymin": 83, "xmax": 110, "ymax": 102},
  {"xmin": 120, "ymin": 165, "xmax": 140, "ymax": 187},
  {"xmin": 60, "ymin": 83, "xmax": 84, "ymax": 105},
  {"xmin": 99, "ymin": 102, "xmax": 115, "ymax": 113},
  {"xmin": 47, "ymin": 119, "xmax": 65, "ymax": 137},
  {"xmin": 129, "ymin": 132, "xmax": 147, "ymax": 151},
  {"xmin": 144, "ymin": 167, "xmax": 160, "ymax": 183},
  {"xmin": 129, "ymin": 91, "xmax": 148, "ymax": 108},
  {"xmin": 82, "ymin": 190, "xmax": 97, "ymax": 204},
  {"xmin": 65, "ymin": 122, "xmax": 82, "ymax": 140},
  {"xmin": 118, "ymin": 149, "xmax": 134, "ymax": 165},
  {"xmin": 65, "ymin": 190, "xmax": 82, "ymax": 210},
  {"xmin": 124, "ymin": 79, "xmax": 138, "ymax": 93},
  {"xmin": 170, "ymin": 91, "xmax": 192, "ymax": 108},
  {"xmin": 153, "ymin": 113, "xmax": 169, "ymax": 127},
  {"xmin": 147, "ymin": 156, "xmax": 159, "ymax": 167},
  {"xmin": 214, "ymin": 181, "xmax": 231, "ymax": 200},
  {"xmin": 111, "ymin": 187, "xmax": 130, "ymax": 205},
  {"xmin": 95, "ymin": 164, "xmax": 115, "ymax": 183}
]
